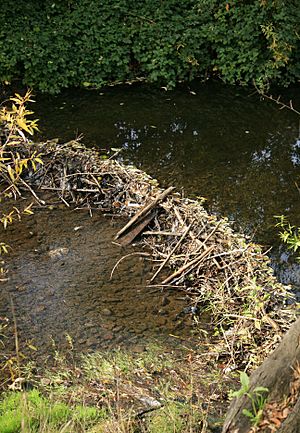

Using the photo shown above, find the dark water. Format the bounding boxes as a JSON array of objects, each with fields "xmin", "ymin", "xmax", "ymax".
[
  {"xmin": 34, "ymin": 81, "xmax": 300, "ymax": 245},
  {"xmin": 33, "ymin": 81, "xmax": 300, "ymax": 285}
]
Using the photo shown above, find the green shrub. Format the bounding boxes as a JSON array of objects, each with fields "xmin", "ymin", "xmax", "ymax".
[{"xmin": 0, "ymin": 0, "xmax": 299, "ymax": 92}]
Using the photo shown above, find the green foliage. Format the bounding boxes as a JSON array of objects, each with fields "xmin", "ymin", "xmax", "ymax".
[
  {"xmin": 274, "ymin": 215, "xmax": 300, "ymax": 259},
  {"xmin": 0, "ymin": 1, "xmax": 299, "ymax": 92},
  {"xmin": 0, "ymin": 389, "xmax": 106, "ymax": 433},
  {"xmin": 229, "ymin": 371, "xmax": 268, "ymax": 426}
]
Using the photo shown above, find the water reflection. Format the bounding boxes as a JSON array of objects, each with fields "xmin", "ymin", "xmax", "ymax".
[
  {"xmin": 34, "ymin": 81, "xmax": 300, "ymax": 245},
  {"xmin": 291, "ymin": 138, "xmax": 300, "ymax": 166}
]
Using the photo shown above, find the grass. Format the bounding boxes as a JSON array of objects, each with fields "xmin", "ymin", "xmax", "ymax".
[
  {"xmin": 0, "ymin": 389, "xmax": 107, "ymax": 433},
  {"xmin": 0, "ymin": 343, "xmax": 227, "ymax": 433}
]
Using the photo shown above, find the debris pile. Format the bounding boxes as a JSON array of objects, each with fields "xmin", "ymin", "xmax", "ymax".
[{"xmin": 5, "ymin": 138, "xmax": 298, "ymax": 368}]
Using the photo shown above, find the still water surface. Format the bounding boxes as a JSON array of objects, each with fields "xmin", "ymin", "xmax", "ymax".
[{"xmin": 35, "ymin": 81, "xmax": 300, "ymax": 245}]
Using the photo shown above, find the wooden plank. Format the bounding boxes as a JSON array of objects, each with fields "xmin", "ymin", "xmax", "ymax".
[
  {"xmin": 117, "ymin": 210, "xmax": 157, "ymax": 246},
  {"xmin": 114, "ymin": 186, "xmax": 174, "ymax": 240}
]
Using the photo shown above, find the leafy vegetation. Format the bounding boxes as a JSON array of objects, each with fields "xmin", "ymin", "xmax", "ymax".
[
  {"xmin": 0, "ymin": 1, "xmax": 299, "ymax": 93},
  {"xmin": 0, "ymin": 90, "xmax": 41, "ymax": 196},
  {"xmin": 229, "ymin": 371, "xmax": 268, "ymax": 426},
  {"xmin": 0, "ymin": 91, "xmax": 41, "ymax": 282},
  {"xmin": 275, "ymin": 215, "xmax": 300, "ymax": 260}
]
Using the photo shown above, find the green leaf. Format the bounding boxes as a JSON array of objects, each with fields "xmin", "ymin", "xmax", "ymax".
[
  {"xmin": 240, "ymin": 371, "xmax": 250, "ymax": 391},
  {"xmin": 253, "ymin": 386, "xmax": 268, "ymax": 394},
  {"xmin": 242, "ymin": 408, "xmax": 254, "ymax": 420}
]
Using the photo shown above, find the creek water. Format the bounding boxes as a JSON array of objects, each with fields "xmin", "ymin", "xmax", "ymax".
[
  {"xmin": 0, "ymin": 202, "xmax": 196, "ymax": 360},
  {"xmin": 1, "ymin": 81, "xmax": 300, "ymax": 359},
  {"xmin": 33, "ymin": 81, "xmax": 300, "ymax": 284}
]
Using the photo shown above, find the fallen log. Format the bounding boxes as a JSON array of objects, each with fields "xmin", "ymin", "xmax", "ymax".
[{"xmin": 222, "ymin": 317, "xmax": 300, "ymax": 433}]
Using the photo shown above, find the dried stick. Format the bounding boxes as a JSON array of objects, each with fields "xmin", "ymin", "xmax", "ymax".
[
  {"xmin": 41, "ymin": 186, "xmax": 101, "ymax": 193},
  {"xmin": 198, "ymin": 221, "xmax": 222, "ymax": 248},
  {"xmin": 161, "ymin": 244, "xmax": 214, "ymax": 285},
  {"xmin": 143, "ymin": 230, "xmax": 183, "ymax": 236},
  {"xmin": 150, "ymin": 223, "xmax": 192, "ymax": 282},
  {"xmin": 173, "ymin": 205, "xmax": 185, "ymax": 226},
  {"xmin": 19, "ymin": 178, "xmax": 45, "ymax": 205},
  {"xmin": 114, "ymin": 186, "xmax": 174, "ymax": 240},
  {"xmin": 110, "ymin": 252, "xmax": 150, "ymax": 280}
]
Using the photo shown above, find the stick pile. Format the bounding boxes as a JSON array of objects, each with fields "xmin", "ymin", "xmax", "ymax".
[{"xmin": 9, "ymin": 138, "xmax": 298, "ymax": 368}]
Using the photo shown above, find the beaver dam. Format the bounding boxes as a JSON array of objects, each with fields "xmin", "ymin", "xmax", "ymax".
[{"xmin": 1, "ymin": 133, "xmax": 297, "ymax": 373}]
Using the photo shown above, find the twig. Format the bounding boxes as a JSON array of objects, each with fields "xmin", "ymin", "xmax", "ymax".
[
  {"xmin": 19, "ymin": 178, "xmax": 45, "ymax": 205},
  {"xmin": 110, "ymin": 252, "xmax": 150, "ymax": 279},
  {"xmin": 135, "ymin": 404, "xmax": 163, "ymax": 419},
  {"xmin": 41, "ymin": 186, "xmax": 101, "ymax": 193},
  {"xmin": 255, "ymin": 84, "xmax": 300, "ymax": 116},
  {"xmin": 198, "ymin": 221, "xmax": 222, "ymax": 249},
  {"xmin": 203, "ymin": 248, "xmax": 247, "ymax": 263},
  {"xmin": 150, "ymin": 223, "xmax": 192, "ymax": 282},
  {"xmin": 161, "ymin": 244, "xmax": 214, "ymax": 285},
  {"xmin": 142, "ymin": 230, "xmax": 183, "ymax": 236},
  {"xmin": 10, "ymin": 297, "xmax": 21, "ymax": 382},
  {"xmin": 58, "ymin": 194, "xmax": 70, "ymax": 207},
  {"xmin": 173, "ymin": 206, "xmax": 185, "ymax": 226}
]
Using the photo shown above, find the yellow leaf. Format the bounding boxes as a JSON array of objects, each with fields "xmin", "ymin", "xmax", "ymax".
[
  {"xmin": 24, "ymin": 208, "xmax": 34, "ymax": 215},
  {"xmin": 27, "ymin": 344, "xmax": 37, "ymax": 351},
  {"xmin": 7, "ymin": 165, "xmax": 15, "ymax": 181},
  {"xmin": 16, "ymin": 117, "xmax": 30, "ymax": 133}
]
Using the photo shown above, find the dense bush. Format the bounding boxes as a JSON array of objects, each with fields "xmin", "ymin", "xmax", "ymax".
[{"xmin": 0, "ymin": 0, "xmax": 299, "ymax": 93}]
